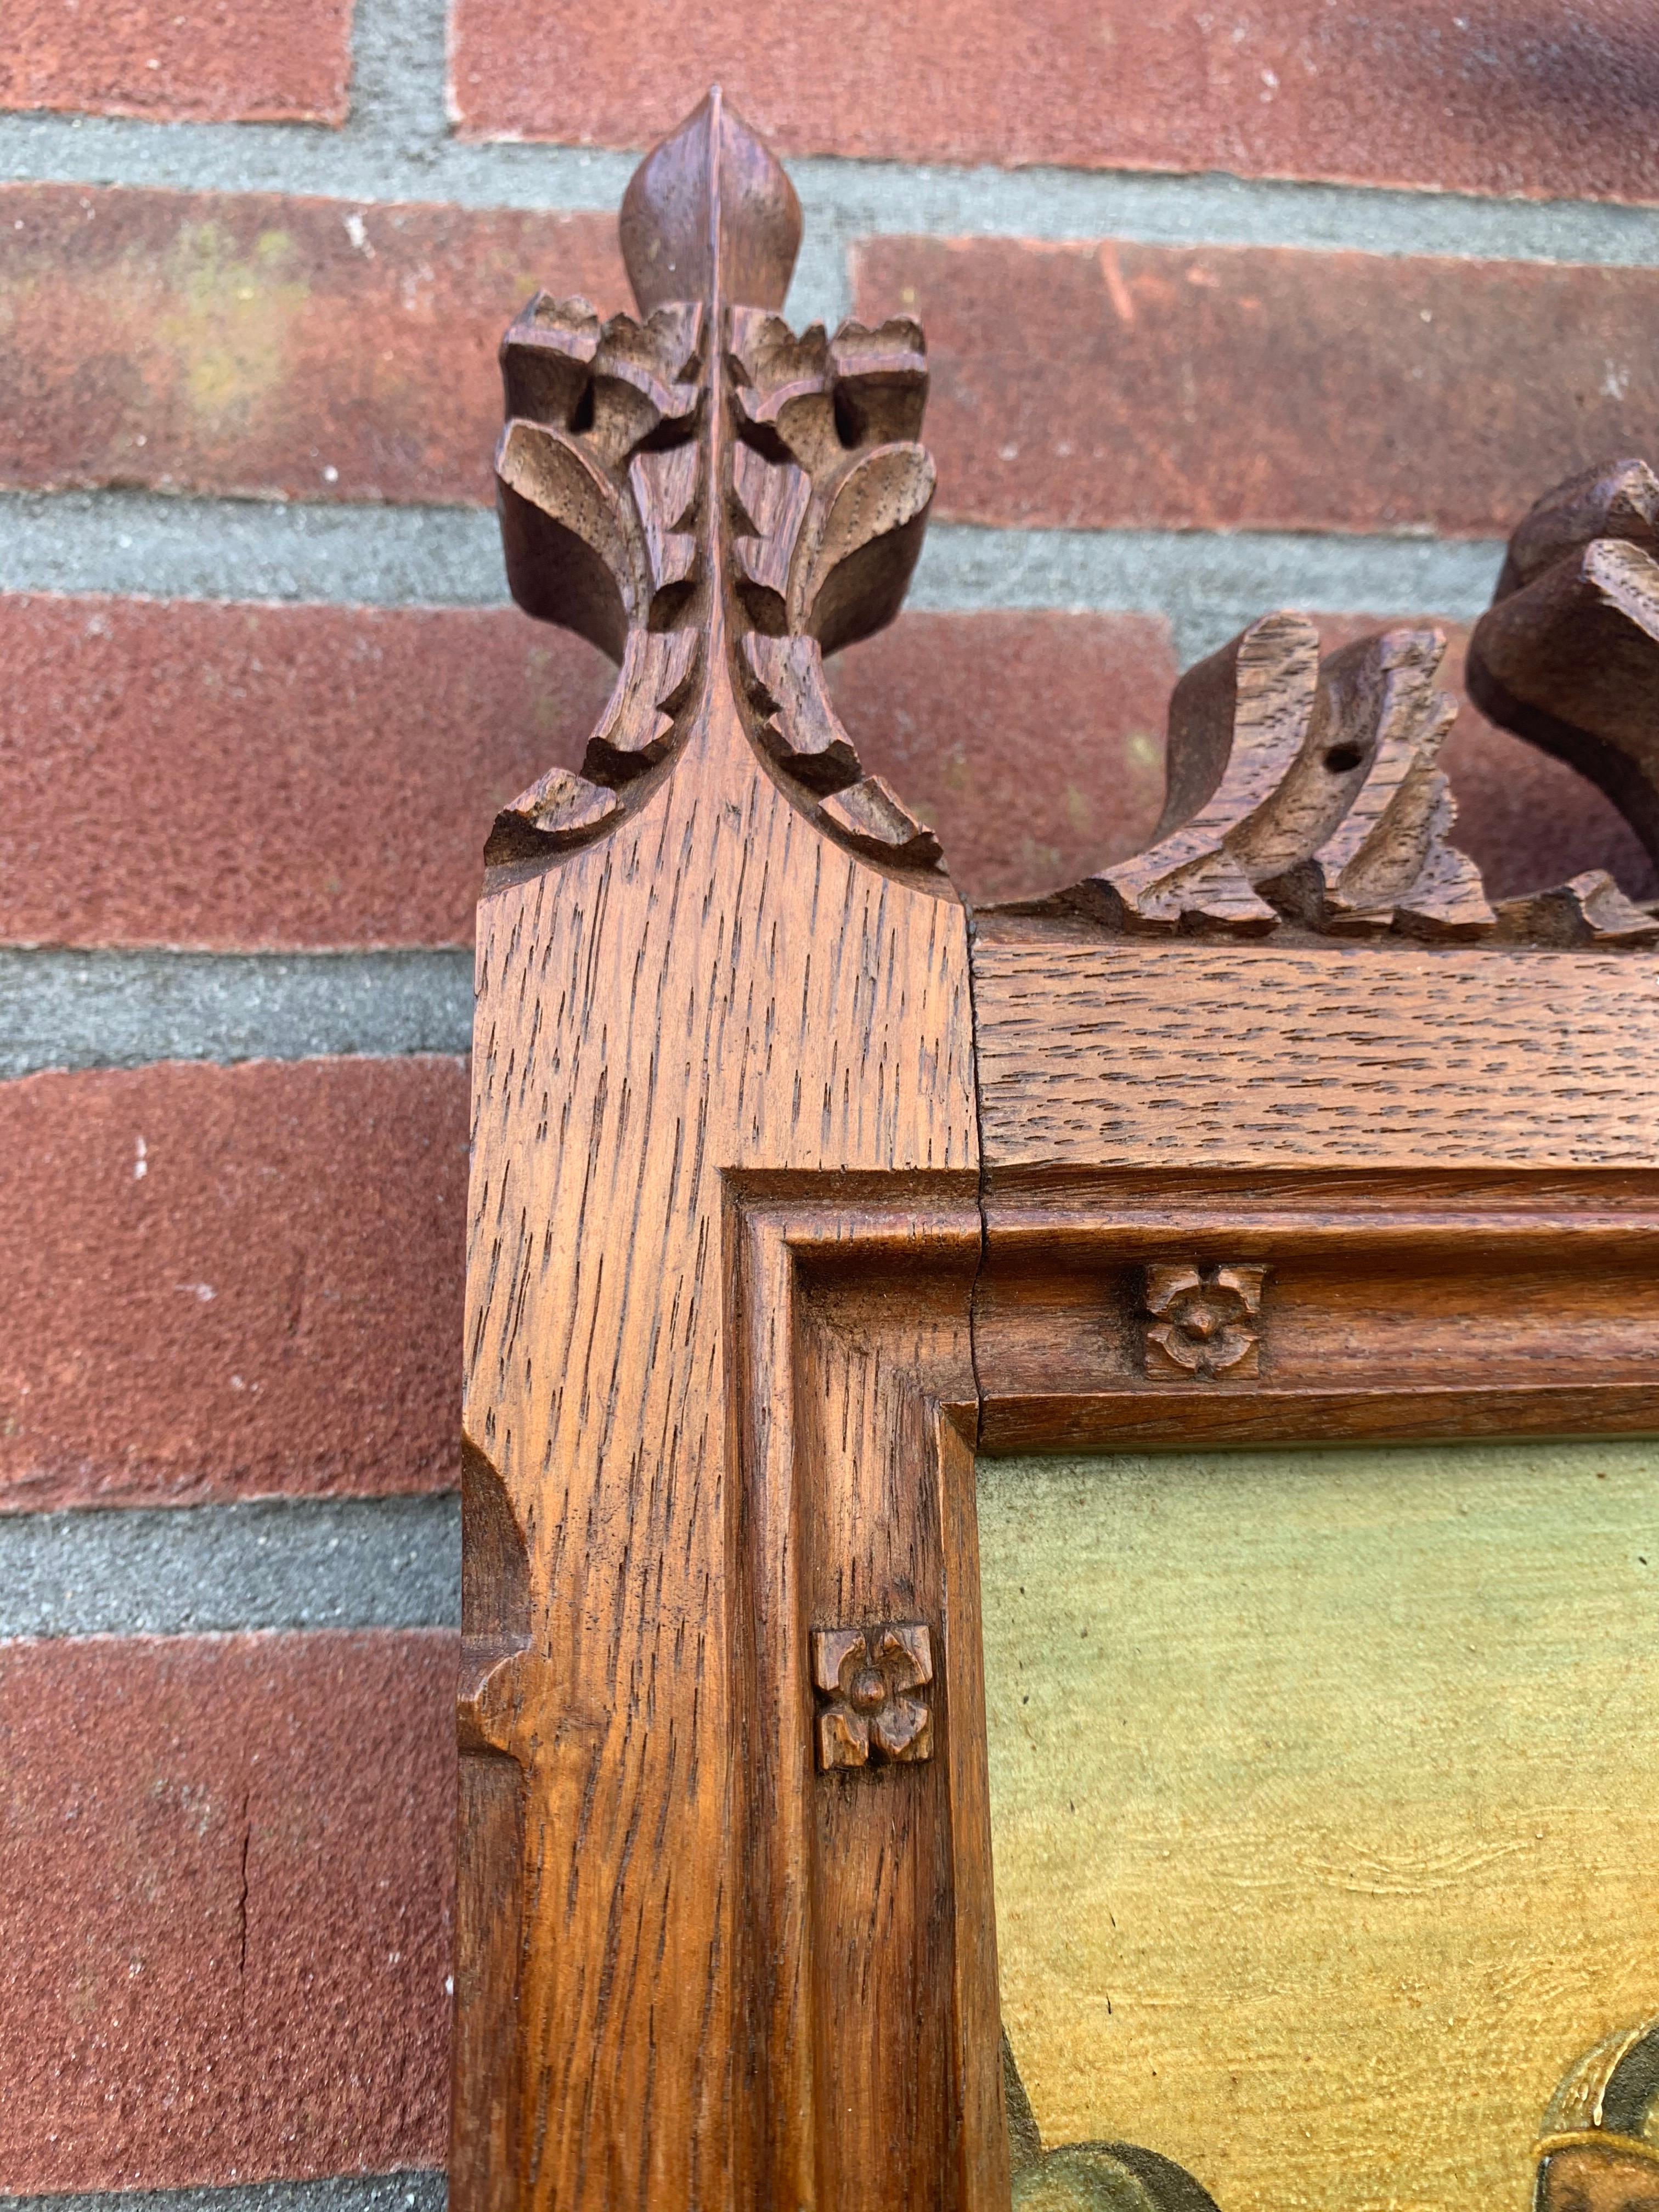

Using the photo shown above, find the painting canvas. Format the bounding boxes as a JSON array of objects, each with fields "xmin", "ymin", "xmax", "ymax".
[{"xmin": 980, "ymin": 1441, "xmax": 1659, "ymax": 2212}]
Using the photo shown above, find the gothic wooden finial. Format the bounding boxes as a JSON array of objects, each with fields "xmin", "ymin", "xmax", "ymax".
[
  {"xmin": 619, "ymin": 85, "xmax": 802, "ymax": 315},
  {"xmin": 456, "ymin": 121, "xmax": 980, "ymax": 2212},
  {"xmin": 482, "ymin": 93, "xmax": 941, "ymax": 875}
]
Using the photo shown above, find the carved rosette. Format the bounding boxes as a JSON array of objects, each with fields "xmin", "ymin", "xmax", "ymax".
[
  {"xmin": 812, "ymin": 1623, "xmax": 934, "ymax": 1771},
  {"xmin": 1143, "ymin": 1263, "xmax": 1267, "ymax": 1381}
]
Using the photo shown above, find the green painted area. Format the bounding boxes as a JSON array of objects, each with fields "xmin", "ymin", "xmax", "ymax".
[{"xmin": 979, "ymin": 1441, "xmax": 1659, "ymax": 2212}]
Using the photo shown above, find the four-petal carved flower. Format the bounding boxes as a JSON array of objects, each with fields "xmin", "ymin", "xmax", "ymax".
[
  {"xmin": 811, "ymin": 1623, "xmax": 933, "ymax": 1771},
  {"xmin": 1143, "ymin": 1262, "xmax": 1268, "ymax": 1380}
]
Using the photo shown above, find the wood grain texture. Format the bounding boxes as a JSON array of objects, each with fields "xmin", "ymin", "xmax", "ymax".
[
  {"xmin": 456, "ymin": 92, "xmax": 980, "ymax": 2212},
  {"xmin": 781, "ymin": 1218, "xmax": 998, "ymax": 2212},
  {"xmin": 460, "ymin": 620, "xmax": 975, "ymax": 2212},
  {"xmin": 971, "ymin": 920, "xmax": 1659, "ymax": 1172},
  {"xmin": 971, "ymin": 1167, "xmax": 1659, "ymax": 1452}
]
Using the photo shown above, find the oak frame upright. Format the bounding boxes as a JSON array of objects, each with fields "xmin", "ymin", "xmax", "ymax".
[
  {"xmin": 456, "ymin": 94, "xmax": 1659, "ymax": 2212},
  {"xmin": 454, "ymin": 92, "xmax": 998, "ymax": 2212}
]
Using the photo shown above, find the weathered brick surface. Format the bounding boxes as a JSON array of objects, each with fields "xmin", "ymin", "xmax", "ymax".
[
  {"xmin": 843, "ymin": 611, "xmax": 1654, "ymax": 907},
  {"xmin": 0, "ymin": 1629, "xmax": 455, "ymax": 2189},
  {"xmin": 844, "ymin": 608, "xmax": 1649, "ymax": 904},
  {"xmin": 1, "ymin": 0, "xmax": 352, "ymax": 124},
  {"xmin": 0, "ymin": 596, "xmax": 614, "ymax": 949},
  {"xmin": 0, "ymin": 1058, "xmax": 468, "ymax": 1511},
  {"xmin": 855, "ymin": 237, "xmax": 1659, "ymax": 538},
  {"xmin": 0, "ymin": 187, "xmax": 625, "ymax": 504},
  {"xmin": 0, "ymin": 598, "xmax": 1169, "ymax": 944},
  {"xmin": 831, "ymin": 611, "xmax": 1175, "ymax": 904},
  {"xmin": 448, "ymin": 1, "xmax": 1659, "ymax": 205},
  {"xmin": 1, "ymin": 598, "xmax": 1644, "ymax": 952},
  {"xmin": 13, "ymin": 188, "xmax": 1655, "ymax": 535}
]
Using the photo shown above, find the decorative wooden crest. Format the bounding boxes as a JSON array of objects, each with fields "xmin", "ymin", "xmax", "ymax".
[
  {"xmin": 1053, "ymin": 525, "xmax": 1659, "ymax": 946},
  {"xmin": 486, "ymin": 86, "xmax": 941, "ymax": 877},
  {"xmin": 486, "ymin": 91, "xmax": 1659, "ymax": 945}
]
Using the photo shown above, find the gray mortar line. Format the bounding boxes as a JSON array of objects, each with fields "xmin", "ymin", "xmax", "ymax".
[
  {"xmin": 0, "ymin": 492, "xmax": 509, "ymax": 606},
  {"xmin": 0, "ymin": 948, "xmax": 474, "ymax": 1077},
  {"xmin": 1, "ymin": 0, "xmax": 1657, "ymax": 330},
  {"xmin": 911, "ymin": 526, "xmax": 1508, "ymax": 664},
  {"xmin": 2, "ymin": 2177, "xmax": 447, "ymax": 2212},
  {"xmin": 0, "ymin": 1495, "xmax": 460, "ymax": 1640},
  {"xmin": 0, "ymin": 492, "xmax": 1507, "ymax": 666}
]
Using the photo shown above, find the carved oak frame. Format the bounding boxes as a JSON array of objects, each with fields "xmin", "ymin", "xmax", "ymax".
[{"xmin": 454, "ymin": 94, "xmax": 1659, "ymax": 2212}]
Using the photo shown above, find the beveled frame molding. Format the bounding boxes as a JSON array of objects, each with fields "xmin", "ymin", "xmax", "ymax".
[
  {"xmin": 459, "ymin": 1145, "xmax": 1659, "ymax": 2209},
  {"xmin": 725, "ymin": 1158, "xmax": 1659, "ymax": 2210}
]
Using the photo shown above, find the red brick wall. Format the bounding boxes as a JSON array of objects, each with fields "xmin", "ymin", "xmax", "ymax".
[{"xmin": 3, "ymin": 3, "xmax": 1655, "ymax": 2198}]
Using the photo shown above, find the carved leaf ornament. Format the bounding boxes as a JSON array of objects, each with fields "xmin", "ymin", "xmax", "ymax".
[
  {"xmin": 488, "ymin": 94, "xmax": 1659, "ymax": 943},
  {"xmin": 486, "ymin": 88, "xmax": 939, "ymax": 875}
]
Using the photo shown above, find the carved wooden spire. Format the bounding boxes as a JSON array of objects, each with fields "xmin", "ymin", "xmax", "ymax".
[
  {"xmin": 619, "ymin": 83, "xmax": 801, "ymax": 314},
  {"xmin": 484, "ymin": 89, "xmax": 941, "ymax": 874}
]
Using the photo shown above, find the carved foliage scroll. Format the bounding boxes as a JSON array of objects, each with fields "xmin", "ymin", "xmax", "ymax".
[
  {"xmin": 1469, "ymin": 458, "xmax": 1659, "ymax": 895},
  {"xmin": 488, "ymin": 297, "xmax": 707, "ymax": 862},
  {"xmin": 481, "ymin": 91, "xmax": 946, "ymax": 879},
  {"xmin": 730, "ymin": 311, "xmax": 943, "ymax": 865},
  {"xmin": 1046, "ymin": 455, "xmax": 1659, "ymax": 950},
  {"xmin": 1070, "ymin": 616, "xmax": 1492, "ymax": 940}
]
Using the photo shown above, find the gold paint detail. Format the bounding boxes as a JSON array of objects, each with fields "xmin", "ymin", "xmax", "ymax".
[
  {"xmin": 1536, "ymin": 2134, "xmax": 1659, "ymax": 2173},
  {"xmin": 811, "ymin": 1622, "xmax": 934, "ymax": 1770}
]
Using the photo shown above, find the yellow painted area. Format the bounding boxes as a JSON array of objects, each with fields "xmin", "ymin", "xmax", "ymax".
[
  {"xmin": 979, "ymin": 1442, "xmax": 1659, "ymax": 2212},
  {"xmin": 156, "ymin": 221, "xmax": 308, "ymax": 423}
]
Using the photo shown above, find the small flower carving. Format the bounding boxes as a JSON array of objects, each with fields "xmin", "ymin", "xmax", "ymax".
[
  {"xmin": 811, "ymin": 1623, "xmax": 933, "ymax": 1771},
  {"xmin": 1143, "ymin": 1262, "xmax": 1268, "ymax": 1380}
]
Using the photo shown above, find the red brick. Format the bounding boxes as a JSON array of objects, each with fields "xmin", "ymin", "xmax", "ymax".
[
  {"xmin": 0, "ymin": 1629, "xmax": 454, "ymax": 2189},
  {"xmin": 448, "ymin": 1, "xmax": 1658, "ymax": 206},
  {"xmin": 3, "ymin": 599, "xmax": 1640, "ymax": 951},
  {"xmin": 0, "ymin": 187, "xmax": 625, "ymax": 505},
  {"xmin": 833, "ymin": 609, "xmax": 1652, "ymax": 908},
  {"xmin": 855, "ymin": 237, "xmax": 1659, "ymax": 538},
  {"xmin": 0, "ymin": 1058, "xmax": 468, "ymax": 1511},
  {"xmin": 0, "ymin": 596, "xmax": 614, "ymax": 949},
  {"xmin": 830, "ymin": 612, "xmax": 1175, "ymax": 905},
  {"xmin": 1, "ymin": 0, "xmax": 352, "ymax": 124}
]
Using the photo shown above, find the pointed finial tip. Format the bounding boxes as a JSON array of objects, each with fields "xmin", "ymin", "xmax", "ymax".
[{"xmin": 619, "ymin": 91, "xmax": 802, "ymax": 317}]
